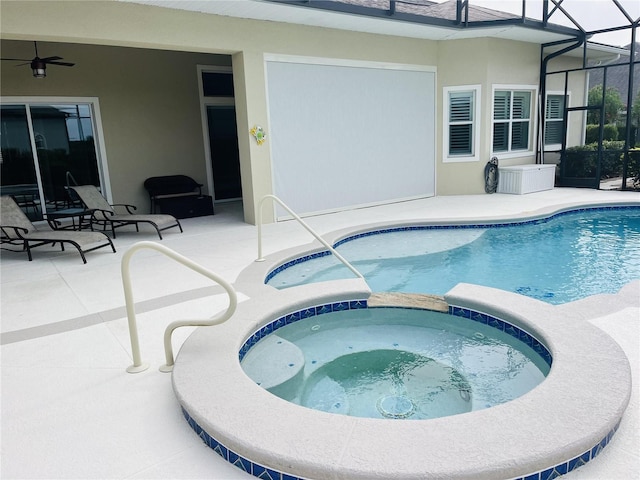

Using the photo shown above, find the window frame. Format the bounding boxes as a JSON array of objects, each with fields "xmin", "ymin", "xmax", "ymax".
[
  {"xmin": 443, "ymin": 84, "xmax": 482, "ymax": 163},
  {"xmin": 544, "ymin": 91, "xmax": 570, "ymax": 151},
  {"xmin": 490, "ymin": 85, "xmax": 537, "ymax": 158}
]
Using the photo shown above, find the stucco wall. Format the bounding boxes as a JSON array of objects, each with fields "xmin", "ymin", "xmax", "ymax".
[
  {"xmin": 1, "ymin": 0, "xmax": 587, "ymax": 222},
  {"xmin": 1, "ymin": 0, "xmax": 440, "ymax": 223},
  {"xmin": 437, "ymin": 38, "xmax": 548, "ymax": 195}
]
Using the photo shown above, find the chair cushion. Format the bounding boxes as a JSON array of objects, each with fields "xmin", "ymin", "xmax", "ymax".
[
  {"xmin": 24, "ymin": 230, "xmax": 111, "ymax": 248},
  {"xmin": 144, "ymin": 175, "xmax": 202, "ymax": 197},
  {"xmin": 109, "ymin": 214, "xmax": 178, "ymax": 228},
  {"xmin": 1, "ymin": 195, "xmax": 36, "ymax": 235}
]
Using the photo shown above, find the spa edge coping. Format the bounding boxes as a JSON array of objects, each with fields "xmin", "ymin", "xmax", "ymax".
[{"xmin": 171, "ymin": 278, "xmax": 633, "ymax": 480}]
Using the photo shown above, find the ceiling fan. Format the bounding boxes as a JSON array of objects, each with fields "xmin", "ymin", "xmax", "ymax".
[{"xmin": 1, "ymin": 41, "xmax": 75, "ymax": 78}]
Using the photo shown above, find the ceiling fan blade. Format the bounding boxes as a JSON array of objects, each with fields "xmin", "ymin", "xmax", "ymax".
[
  {"xmin": 47, "ymin": 61, "xmax": 75, "ymax": 67},
  {"xmin": 0, "ymin": 57, "xmax": 33, "ymax": 62},
  {"xmin": 40, "ymin": 56, "xmax": 63, "ymax": 62}
]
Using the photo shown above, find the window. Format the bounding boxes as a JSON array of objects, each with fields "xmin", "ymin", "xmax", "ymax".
[
  {"xmin": 492, "ymin": 88, "xmax": 534, "ymax": 155},
  {"xmin": 545, "ymin": 93, "xmax": 567, "ymax": 148},
  {"xmin": 444, "ymin": 85, "xmax": 481, "ymax": 162},
  {"xmin": 202, "ymin": 71, "xmax": 234, "ymax": 97}
]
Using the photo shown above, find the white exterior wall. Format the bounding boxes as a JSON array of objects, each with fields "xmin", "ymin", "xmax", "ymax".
[{"xmin": 0, "ymin": 0, "xmax": 587, "ymax": 223}]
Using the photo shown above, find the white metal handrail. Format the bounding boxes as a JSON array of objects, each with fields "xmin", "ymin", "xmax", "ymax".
[
  {"xmin": 256, "ymin": 194, "xmax": 364, "ymax": 280},
  {"xmin": 121, "ymin": 241, "xmax": 238, "ymax": 374}
]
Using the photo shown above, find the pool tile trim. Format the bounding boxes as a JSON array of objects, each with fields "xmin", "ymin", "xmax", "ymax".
[
  {"xmin": 181, "ymin": 400, "xmax": 621, "ymax": 480},
  {"xmin": 238, "ymin": 301, "xmax": 552, "ymax": 368},
  {"xmin": 449, "ymin": 305, "xmax": 553, "ymax": 367},
  {"xmin": 238, "ymin": 299, "xmax": 367, "ymax": 361}
]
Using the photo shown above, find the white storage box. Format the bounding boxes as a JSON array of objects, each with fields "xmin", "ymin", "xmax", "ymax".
[{"xmin": 497, "ymin": 164, "xmax": 556, "ymax": 194}]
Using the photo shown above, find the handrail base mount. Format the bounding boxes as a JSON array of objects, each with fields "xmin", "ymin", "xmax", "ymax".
[{"xmin": 126, "ymin": 363, "xmax": 150, "ymax": 374}]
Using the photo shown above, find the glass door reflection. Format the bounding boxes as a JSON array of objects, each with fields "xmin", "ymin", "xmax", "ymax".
[{"xmin": 0, "ymin": 105, "xmax": 41, "ymax": 220}]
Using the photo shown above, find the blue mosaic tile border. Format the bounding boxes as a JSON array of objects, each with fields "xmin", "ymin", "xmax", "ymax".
[
  {"xmin": 449, "ymin": 306, "xmax": 553, "ymax": 367},
  {"xmin": 181, "ymin": 406, "xmax": 307, "ymax": 480},
  {"xmin": 238, "ymin": 299, "xmax": 367, "ymax": 362},
  {"xmin": 239, "ymin": 301, "xmax": 553, "ymax": 368},
  {"xmin": 264, "ymin": 251, "xmax": 332, "ymax": 284},
  {"xmin": 181, "ymin": 403, "xmax": 621, "ymax": 480},
  {"xmin": 514, "ymin": 419, "xmax": 621, "ymax": 480},
  {"xmin": 264, "ymin": 205, "xmax": 639, "ymax": 283},
  {"xmin": 333, "ymin": 205, "xmax": 640, "ymax": 248}
]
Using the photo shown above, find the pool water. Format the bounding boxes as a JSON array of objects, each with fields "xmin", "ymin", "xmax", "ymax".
[
  {"xmin": 267, "ymin": 208, "xmax": 640, "ymax": 304},
  {"xmin": 241, "ymin": 308, "xmax": 550, "ymax": 420}
]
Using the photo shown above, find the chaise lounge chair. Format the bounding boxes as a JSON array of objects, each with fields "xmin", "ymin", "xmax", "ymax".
[
  {"xmin": 0, "ymin": 195, "xmax": 116, "ymax": 263},
  {"xmin": 70, "ymin": 185, "xmax": 183, "ymax": 240}
]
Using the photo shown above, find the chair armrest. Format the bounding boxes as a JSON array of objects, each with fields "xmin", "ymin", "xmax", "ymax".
[
  {"xmin": 1, "ymin": 225, "xmax": 29, "ymax": 240},
  {"xmin": 111, "ymin": 204, "xmax": 137, "ymax": 214},
  {"xmin": 89, "ymin": 208, "xmax": 117, "ymax": 219}
]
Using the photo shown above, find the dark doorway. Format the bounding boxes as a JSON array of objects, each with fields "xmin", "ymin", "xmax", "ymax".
[{"xmin": 206, "ymin": 105, "xmax": 242, "ymax": 201}]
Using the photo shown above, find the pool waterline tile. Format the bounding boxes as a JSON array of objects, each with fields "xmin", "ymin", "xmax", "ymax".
[{"xmin": 181, "ymin": 409, "xmax": 621, "ymax": 480}]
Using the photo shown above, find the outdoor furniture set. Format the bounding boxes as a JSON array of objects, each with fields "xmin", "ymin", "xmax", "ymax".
[{"xmin": 0, "ymin": 180, "xmax": 197, "ymax": 264}]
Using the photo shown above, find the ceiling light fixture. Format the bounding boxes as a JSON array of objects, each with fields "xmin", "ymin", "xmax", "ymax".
[{"xmin": 31, "ymin": 59, "xmax": 46, "ymax": 78}]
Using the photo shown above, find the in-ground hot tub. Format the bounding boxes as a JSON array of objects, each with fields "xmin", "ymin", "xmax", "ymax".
[
  {"xmin": 240, "ymin": 304, "xmax": 551, "ymax": 421},
  {"xmin": 172, "ymin": 281, "xmax": 632, "ymax": 480}
]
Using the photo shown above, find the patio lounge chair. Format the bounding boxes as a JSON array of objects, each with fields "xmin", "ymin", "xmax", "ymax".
[
  {"xmin": 0, "ymin": 195, "xmax": 116, "ymax": 263},
  {"xmin": 70, "ymin": 185, "xmax": 183, "ymax": 239}
]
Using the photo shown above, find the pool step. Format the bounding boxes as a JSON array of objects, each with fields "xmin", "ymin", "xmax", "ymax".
[
  {"xmin": 368, "ymin": 292, "xmax": 448, "ymax": 312},
  {"xmin": 241, "ymin": 334, "xmax": 305, "ymax": 395}
]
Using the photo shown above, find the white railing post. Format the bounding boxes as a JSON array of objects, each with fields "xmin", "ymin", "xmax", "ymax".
[
  {"xmin": 121, "ymin": 241, "xmax": 237, "ymax": 373},
  {"xmin": 255, "ymin": 194, "xmax": 364, "ymax": 280}
]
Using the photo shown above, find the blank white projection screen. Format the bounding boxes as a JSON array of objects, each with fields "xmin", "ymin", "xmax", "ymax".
[{"xmin": 265, "ymin": 60, "xmax": 435, "ymax": 218}]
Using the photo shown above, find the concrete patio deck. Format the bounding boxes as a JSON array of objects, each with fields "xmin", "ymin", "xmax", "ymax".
[{"xmin": 1, "ymin": 188, "xmax": 638, "ymax": 479}]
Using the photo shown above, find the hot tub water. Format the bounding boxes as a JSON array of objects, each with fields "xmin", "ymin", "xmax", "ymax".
[{"xmin": 241, "ymin": 307, "xmax": 549, "ymax": 420}]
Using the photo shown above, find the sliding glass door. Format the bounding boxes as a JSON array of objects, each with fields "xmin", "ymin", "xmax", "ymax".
[
  {"xmin": 0, "ymin": 105, "xmax": 40, "ymax": 219},
  {"xmin": 1, "ymin": 101, "xmax": 102, "ymax": 221}
]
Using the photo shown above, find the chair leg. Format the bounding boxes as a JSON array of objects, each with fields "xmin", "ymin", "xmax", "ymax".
[{"xmin": 155, "ymin": 225, "xmax": 163, "ymax": 240}]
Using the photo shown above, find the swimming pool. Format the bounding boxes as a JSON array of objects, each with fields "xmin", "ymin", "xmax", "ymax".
[
  {"xmin": 173, "ymin": 201, "xmax": 636, "ymax": 479},
  {"xmin": 266, "ymin": 206, "xmax": 640, "ymax": 304}
]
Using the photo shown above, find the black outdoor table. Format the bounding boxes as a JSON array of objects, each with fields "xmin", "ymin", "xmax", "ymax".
[{"xmin": 46, "ymin": 208, "xmax": 95, "ymax": 231}]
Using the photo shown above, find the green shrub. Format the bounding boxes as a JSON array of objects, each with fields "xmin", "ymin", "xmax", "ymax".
[
  {"xmin": 601, "ymin": 141, "xmax": 625, "ymax": 178},
  {"xmin": 585, "ymin": 124, "xmax": 619, "ymax": 143},
  {"xmin": 563, "ymin": 144, "xmax": 597, "ymax": 177},
  {"xmin": 585, "ymin": 125, "xmax": 598, "ymax": 143},
  {"xmin": 627, "ymin": 148, "xmax": 640, "ymax": 188},
  {"xmin": 563, "ymin": 141, "xmax": 625, "ymax": 178}
]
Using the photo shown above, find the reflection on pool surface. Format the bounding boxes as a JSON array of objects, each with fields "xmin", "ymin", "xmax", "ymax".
[
  {"xmin": 241, "ymin": 307, "xmax": 550, "ymax": 420},
  {"xmin": 266, "ymin": 207, "xmax": 640, "ymax": 304}
]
